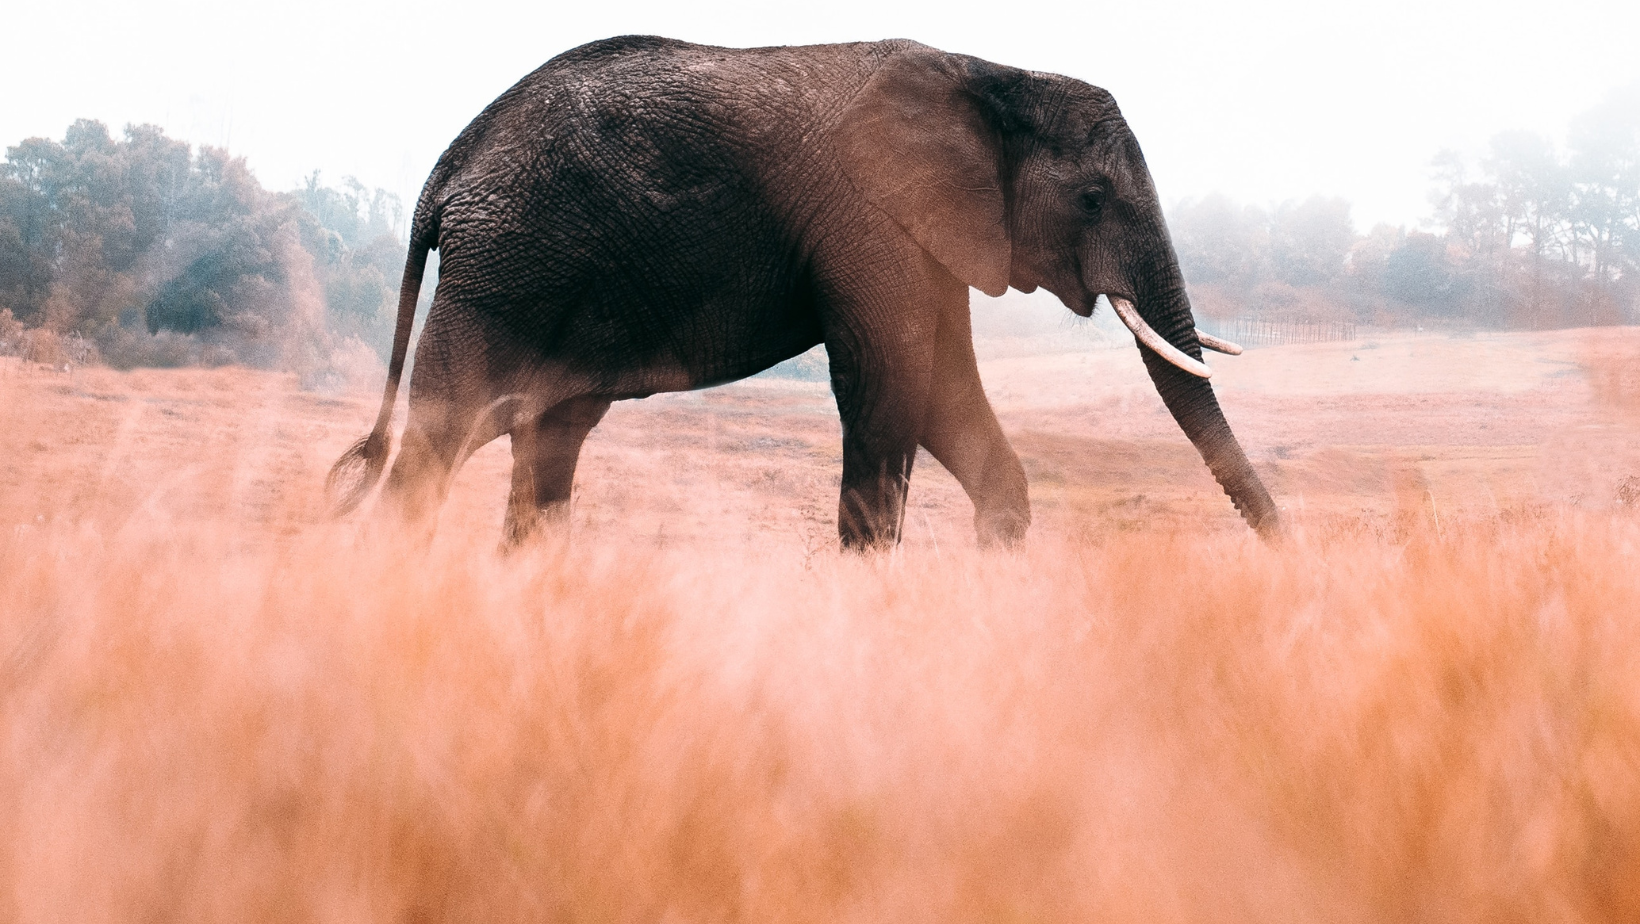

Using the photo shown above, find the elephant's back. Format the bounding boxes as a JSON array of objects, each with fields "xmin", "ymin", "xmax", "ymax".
[
  {"xmin": 413, "ymin": 38, "xmax": 903, "ymax": 384},
  {"xmin": 417, "ymin": 37, "xmax": 902, "ymax": 301},
  {"xmin": 412, "ymin": 37, "xmax": 898, "ymax": 238}
]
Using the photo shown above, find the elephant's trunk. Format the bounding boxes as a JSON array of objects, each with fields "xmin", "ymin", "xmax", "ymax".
[{"xmin": 1132, "ymin": 287, "xmax": 1280, "ymax": 537}]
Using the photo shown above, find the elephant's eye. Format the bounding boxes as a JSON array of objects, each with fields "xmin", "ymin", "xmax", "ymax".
[{"xmin": 1079, "ymin": 188, "xmax": 1107, "ymax": 219}]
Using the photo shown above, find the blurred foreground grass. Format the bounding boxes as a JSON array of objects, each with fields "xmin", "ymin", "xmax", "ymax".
[{"xmin": 3, "ymin": 509, "xmax": 1638, "ymax": 923}]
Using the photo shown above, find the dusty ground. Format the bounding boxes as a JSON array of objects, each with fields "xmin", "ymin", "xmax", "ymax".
[
  {"xmin": 5, "ymin": 324, "xmax": 1637, "ymax": 545},
  {"xmin": 4, "ymin": 321, "xmax": 1640, "ymax": 923}
]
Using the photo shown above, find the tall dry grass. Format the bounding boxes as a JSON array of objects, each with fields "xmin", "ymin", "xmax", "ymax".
[{"xmin": 4, "ymin": 505, "xmax": 1639, "ymax": 923}]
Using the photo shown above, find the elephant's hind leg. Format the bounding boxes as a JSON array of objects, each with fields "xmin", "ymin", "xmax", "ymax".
[
  {"xmin": 380, "ymin": 392, "xmax": 512, "ymax": 531},
  {"xmin": 377, "ymin": 307, "xmax": 519, "ymax": 531},
  {"xmin": 503, "ymin": 395, "xmax": 612, "ymax": 546}
]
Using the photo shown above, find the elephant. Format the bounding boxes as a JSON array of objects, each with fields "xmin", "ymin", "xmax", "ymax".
[{"xmin": 326, "ymin": 35, "xmax": 1280, "ymax": 548}]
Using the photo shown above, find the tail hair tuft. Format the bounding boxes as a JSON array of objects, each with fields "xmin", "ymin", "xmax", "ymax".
[{"xmin": 325, "ymin": 431, "xmax": 391, "ymax": 518}]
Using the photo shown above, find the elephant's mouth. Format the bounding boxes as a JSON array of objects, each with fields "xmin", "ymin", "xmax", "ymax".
[{"xmin": 1075, "ymin": 290, "xmax": 1135, "ymax": 319}]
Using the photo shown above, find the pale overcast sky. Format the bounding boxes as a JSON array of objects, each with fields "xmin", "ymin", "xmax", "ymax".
[{"xmin": 5, "ymin": 0, "xmax": 1637, "ymax": 231}]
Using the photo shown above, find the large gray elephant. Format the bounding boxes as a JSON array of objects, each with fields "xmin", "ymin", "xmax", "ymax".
[{"xmin": 327, "ymin": 35, "xmax": 1279, "ymax": 548}]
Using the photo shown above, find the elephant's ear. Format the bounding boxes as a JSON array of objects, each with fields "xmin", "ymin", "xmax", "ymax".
[{"xmin": 835, "ymin": 51, "xmax": 1012, "ymax": 297}]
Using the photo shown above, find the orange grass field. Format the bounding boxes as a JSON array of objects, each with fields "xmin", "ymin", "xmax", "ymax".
[{"xmin": 3, "ymin": 317, "xmax": 1640, "ymax": 922}]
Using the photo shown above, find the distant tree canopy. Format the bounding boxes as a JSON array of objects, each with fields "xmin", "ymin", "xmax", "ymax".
[
  {"xmin": 1172, "ymin": 87, "xmax": 1640, "ymax": 328},
  {"xmin": 0, "ymin": 119, "xmax": 404, "ymax": 370},
  {"xmin": 2, "ymin": 96, "xmax": 1638, "ymax": 372}
]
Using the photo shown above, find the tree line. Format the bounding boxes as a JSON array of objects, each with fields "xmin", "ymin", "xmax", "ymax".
[
  {"xmin": 0, "ymin": 119, "xmax": 404, "ymax": 376},
  {"xmin": 1170, "ymin": 87, "xmax": 1640, "ymax": 329},
  {"xmin": 2, "ymin": 94, "xmax": 1637, "ymax": 374}
]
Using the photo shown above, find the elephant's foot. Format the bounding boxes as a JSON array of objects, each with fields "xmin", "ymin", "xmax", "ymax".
[
  {"xmin": 501, "ymin": 500, "xmax": 573, "ymax": 552},
  {"xmin": 837, "ymin": 487, "xmax": 908, "ymax": 551},
  {"xmin": 838, "ymin": 512, "xmax": 901, "ymax": 552},
  {"xmin": 974, "ymin": 504, "xmax": 1030, "ymax": 549},
  {"xmin": 836, "ymin": 453, "xmax": 914, "ymax": 551}
]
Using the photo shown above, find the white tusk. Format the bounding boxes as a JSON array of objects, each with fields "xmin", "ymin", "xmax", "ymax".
[
  {"xmin": 1196, "ymin": 330, "xmax": 1244, "ymax": 355},
  {"xmin": 1108, "ymin": 297, "xmax": 1212, "ymax": 378}
]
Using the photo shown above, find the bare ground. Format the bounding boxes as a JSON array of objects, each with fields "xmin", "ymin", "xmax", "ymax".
[
  {"xmin": 6, "ymin": 326, "xmax": 1635, "ymax": 544},
  {"xmin": 2, "ymin": 326, "xmax": 1640, "ymax": 922}
]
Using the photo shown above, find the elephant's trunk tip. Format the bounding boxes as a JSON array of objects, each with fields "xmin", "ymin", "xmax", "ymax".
[
  {"xmin": 1235, "ymin": 495, "xmax": 1284, "ymax": 545},
  {"xmin": 325, "ymin": 431, "xmax": 392, "ymax": 518}
]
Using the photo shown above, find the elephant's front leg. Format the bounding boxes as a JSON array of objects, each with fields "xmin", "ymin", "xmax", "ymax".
[
  {"xmin": 835, "ymin": 411, "xmax": 922, "ymax": 549},
  {"xmin": 504, "ymin": 395, "xmax": 612, "ymax": 546},
  {"xmin": 919, "ymin": 306, "xmax": 1030, "ymax": 547},
  {"xmin": 823, "ymin": 294, "xmax": 944, "ymax": 550}
]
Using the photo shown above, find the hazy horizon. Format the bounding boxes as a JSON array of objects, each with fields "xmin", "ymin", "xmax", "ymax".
[
  {"xmin": 8, "ymin": 5, "xmax": 1640, "ymax": 918},
  {"xmin": 6, "ymin": 0, "xmax": 1638, "ymax": 233}
]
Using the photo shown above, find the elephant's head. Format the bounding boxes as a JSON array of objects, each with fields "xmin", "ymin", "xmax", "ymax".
[{"xmin": 837, "ymin": 45, "xmax": 1280, "ymax": 536}]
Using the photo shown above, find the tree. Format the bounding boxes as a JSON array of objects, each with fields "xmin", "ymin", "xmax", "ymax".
[
  {"xmin": 1382, "ymin": 232, "xmax": 1463, "ymax": 314},
  {"xmin": 1486, "ymin": 132, "xmax": 1566, "ymax": 263},
  {"xmin": 1565, "ymin": 87, "xmax": 1640, "ymax": 287},
  {"xmin": 1345, "ymin": 223, "xmax": 1405, "ymax": 296},
  {"xmin": 1170, "ymin": 194, "xmax": 1269, "ymax": 289},
  {"xmin": 1430, "ymin": 148, "xmax": 1505, "ymax": 274},
  {"xmin": 1269, "ymin": 197, "xmax": 1355, "ymax": 287},
  {"xmin": 295, "ymin": 171, "xmax": 403, "ymax": 247},
  {"xmin": 0, "ymin": 120, "xmax": 409, "ymax": 368},
  {"xmin": 289, "ymin": 171, "xmax": 406, "ymax": 359}
]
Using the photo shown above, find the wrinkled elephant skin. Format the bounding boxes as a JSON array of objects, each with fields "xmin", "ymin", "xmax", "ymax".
[{"xmin": 327, "ymin": 36, "xmax": 1280, "ymax": 549}]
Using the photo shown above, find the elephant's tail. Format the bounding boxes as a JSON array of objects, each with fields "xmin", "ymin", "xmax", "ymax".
[{"xmin": 325, "ymin": 232, "xmax": 433, "ymax": 517}]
